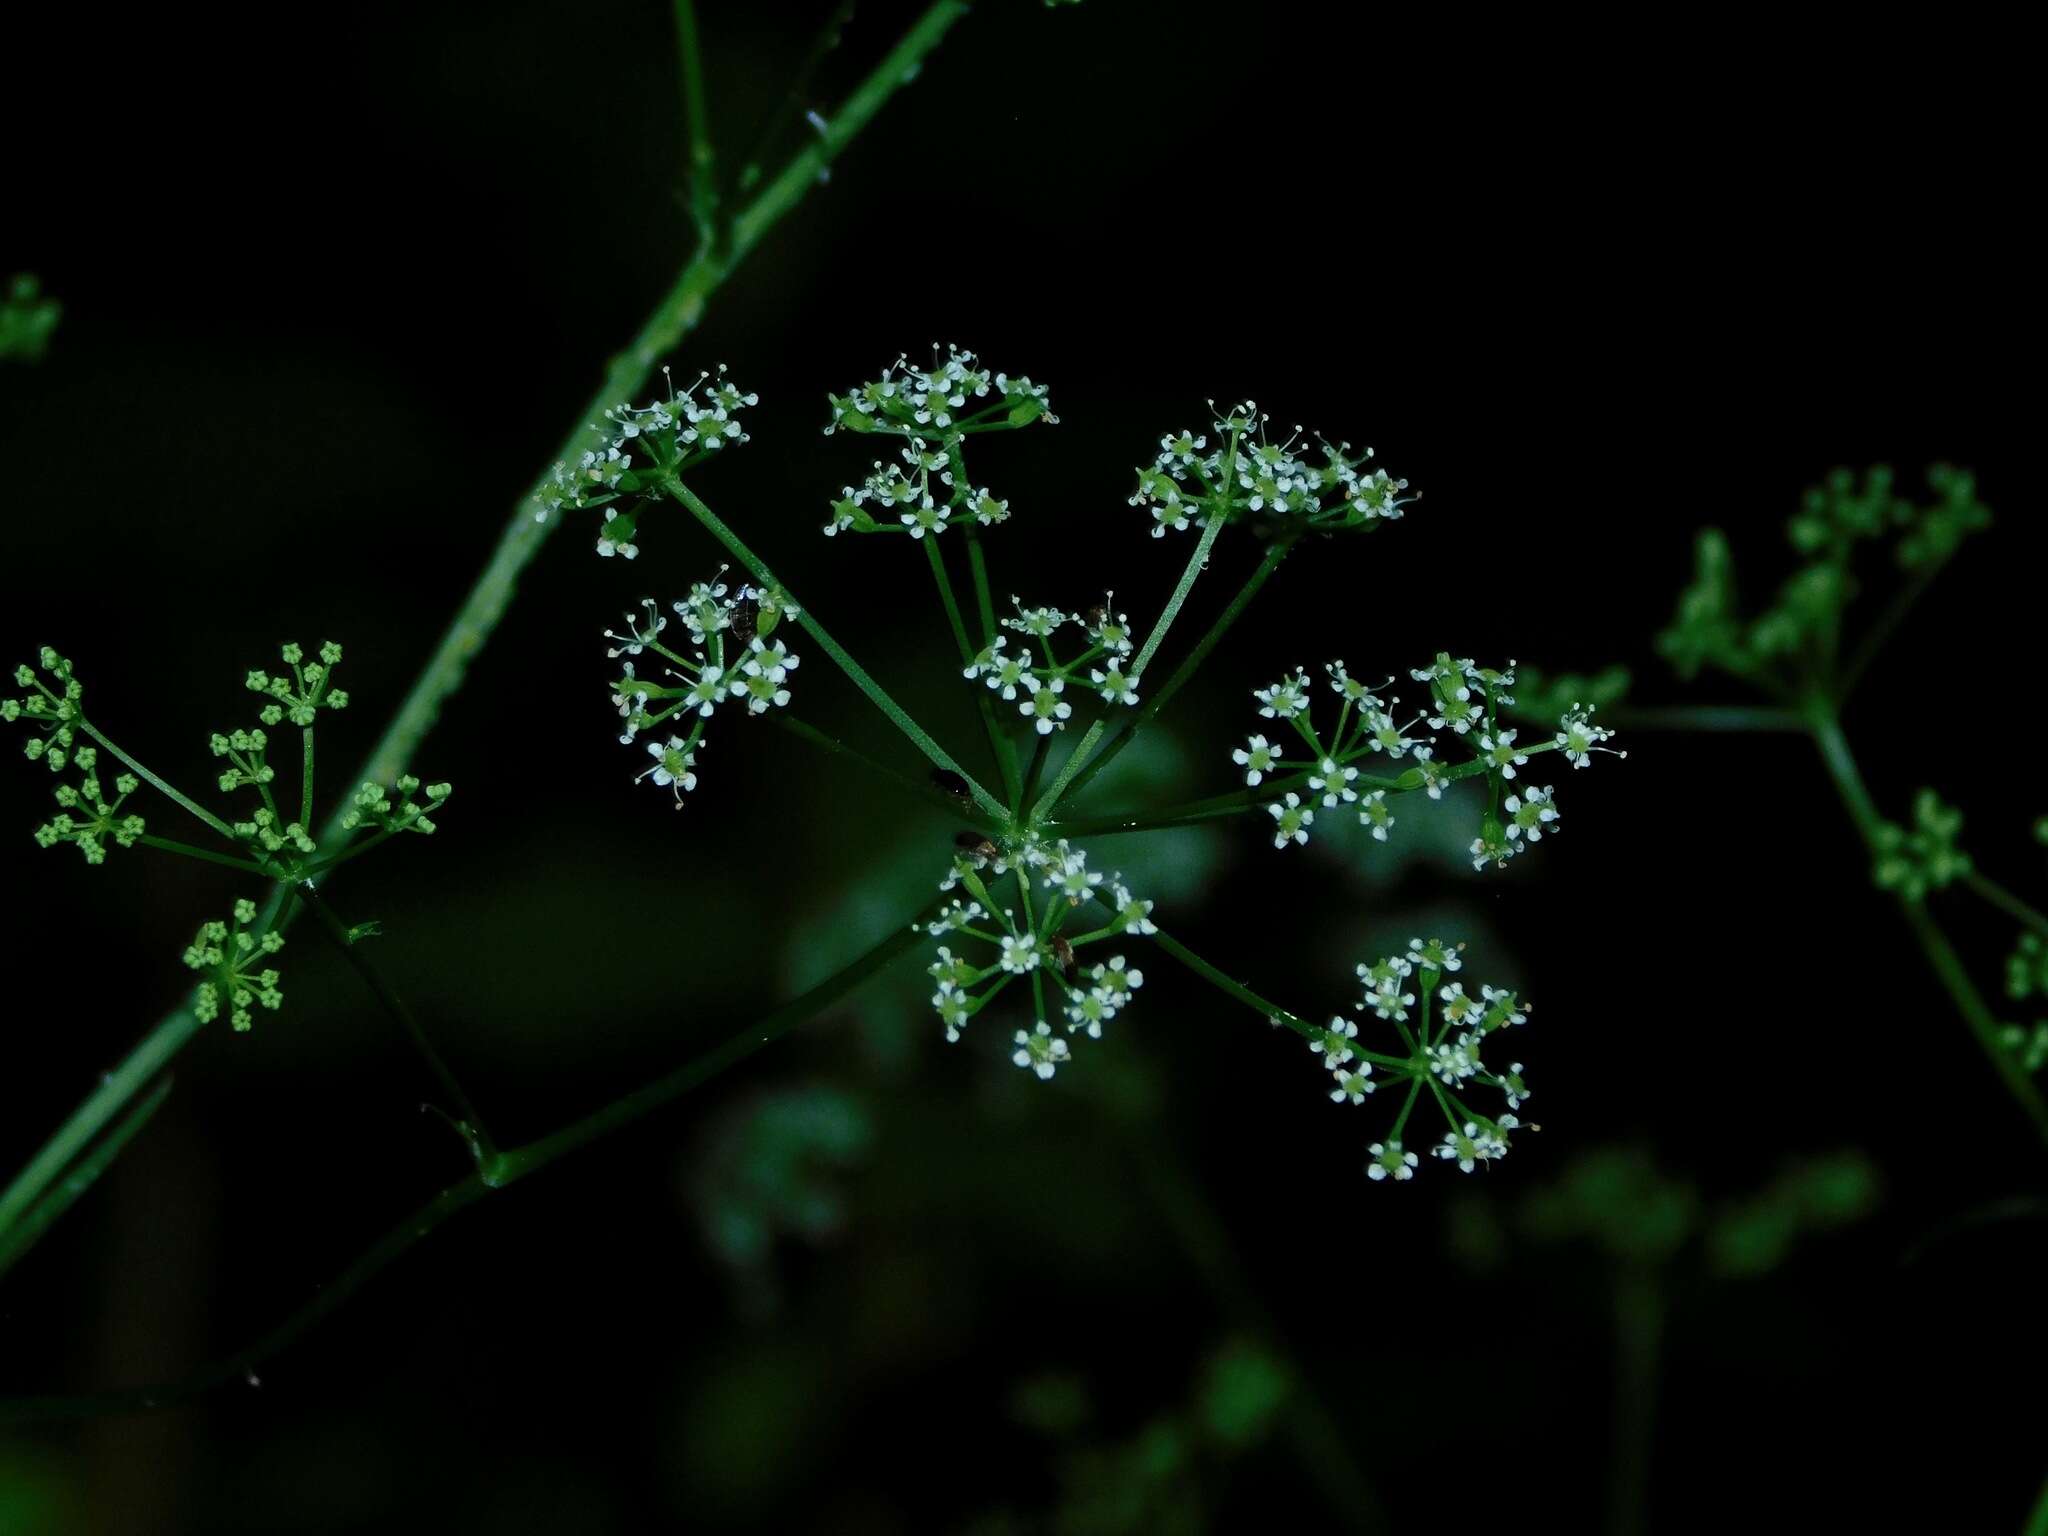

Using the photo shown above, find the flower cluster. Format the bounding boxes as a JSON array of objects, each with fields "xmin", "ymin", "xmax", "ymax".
[
  {"xmin": 534, "ymin": 364, "xmax": 758, "ymax": 558},
  {"xmin": 921, "ymin": 836, "xmax": 1156, "ymax": 1077},
  {"xmin": 1871, "ymin": 789, "xmax": 1970, "ymax": 900},
  {"xmin": 1282, "ymin": 938, "xmax": 1530, "ymax": 1182},
  {"xmin": 210, "ymin": 642, "xmax": 355, "ymax": 858},
  {"xmin": 6, "ymin": 651, "xmax": 148, "ymax": 864},
  {"xmin": 1130, "ymin": 401, "xmax": 1410, "ymax": 540},
  {"xmin": 245, "ymin": 641, "xmax": 349, "ymax": 726},
  {"xmin": 340, "ymin": 776, "xmax": 453, "ymax": 837},
  {"xmin": 1227, "ymin": 654, "xmax": 1621, "ymax": 867},
  {"xmin": 604, "ymin": 570, "xmax": 804, "ymax": 806},
  {"xmin": 183, "ymin": 898, "xmax": 286, "ymax": 1033},
  {"xmin": 961, "ymin": 595, "xmax": 1141, "ymax": 734},
  {"xmin": 825, "ymin": 345, "xmax": 1055, "ymax": 438},
  {"xmin": 821, "ymin": 347, "xmax": 1052, "ymax": 540},
  {"xmin": 823, "ymin": 436, "xmax": 1015, "ymax": 539},
  {"xmin": 1661, "ymin": 465, "xmax": 1990, "ymax": 685}
]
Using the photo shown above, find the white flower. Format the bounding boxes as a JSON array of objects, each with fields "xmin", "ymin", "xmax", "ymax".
[
  {"xmin": 1438, "ymin": 982, "xmax": 1480, "ymax": 1031},
  {"xmin": 1367, "ymin": 1141, "xmax": 1418, "ymax": 1181},
  {"xmin": 1328, "ymin": 1066, "xmax": 1375, "ymax": 1104},
  {"xmin": 1499, "ymin": 1062, "xmax": 1530, "ymax": 1109},
  {"xmin": 900, "ymin": 497, "xmax": 949, "ymax": 539},
  {"xmin": 984, "ymin": 651, "xmax": 1036, "ymax": 701},
  {"xmin": 1478, "ymin": 730, "xmax": 1528, "ymax": 779},
  {"xmin": 961, "ymin": 633, "xmax": 1008, "ymax": 682},
  {"xmin": 1326, "ymin": 660, "xmax": 1384, "ymax": 707},
  {"xmin": 1308, "ymin": 757, "xmax": 1358, "ymax": 807},
  {"xmin": 1020, "ymin": 680, "xmax": 1072, "ymax": 734},
  {"xmin": 1480, "ymin": 985, "xmax": 1528, "ymax": 1031},
  {"xmin": 1504, "ymin": 785, "xmax": 1559, "ymax": 843},
  {"xmin": 1065, "ymin": 988, "xmax": 1113, "ymax": 1038},
  {"xmin": 1430, "ymin": 1033, "xmax": 1480, "ymax": 1084},
  {"xmin": 1309, "ymin": 1014, "xmax": 1358, "ymax": 1069},
  {"xmin": 638, "ymin": 736, "xmax": 698, "ymax": 806},
  {"xmin": 1556, "ymin": 706, "xmax": 1626, "ymax": 769},
  {"xmin": 1358, "ymin": 790, "xmax": 1394, "ymax": 841},
  {"xmin": 1091, "ymin": 955, "xmax": 1144, "ymax": 1006},
  {"xmin": 1012, "ymin": 1022, "xmax": 1070, "ymax": 1080},
  {"xmin": 1435, "ymin": 1125, "xmax": 1484, "ymax": 1173},
  {"xmin": 1254, "ymin": 670, "xmax": 1311, "ymax": 720},
  {"xmin": 1407, "ymin": 938, "xmax": 1461, "ymax": 973},
  {"xmin": 1361, "ymin": 707, "xmax": 1419, "ymax": 759},
  {"xmin": 1091, "ymin": 664, "xmax": 1141, "ymax": 707},
  {"xmin": 1045, "ymin": 842, "xmax": 1102, "ymax": 904},
  {"xmin": 934, "ymin": 982, "xmax": 972, "ymax": 1042},
  {"xmin": 1111, "ymin": 882, "xmax": 1157, "ymax": 935},
  {"xmin": 1003, "ymin": 602, "xmax": 1070, "ymax": 638},
  {"xmin": 924, "ymin": 898, "xmax": 985, "ymax": 936},
  {"xmin": 998, "ymin": 933, "xmax": 1042, "ymax": 975},
  {"xmin": 1233, "ymin": 733, "xmax": 1279, "ymax": 787},
  {"xmin": 603, "ymin": 599, "xmax": 666, "ymax": 658},
  {"xmin": 1267, "ymin": 792, "xmax": 1313, "ymax": 848},
  {"xmin": 1357, "ymin": 957, "xmax": 1414, "ymax": 1021},
  {"xmin": 1470, "ymin": 829, "xmax": 1517, "ymax": 871}
]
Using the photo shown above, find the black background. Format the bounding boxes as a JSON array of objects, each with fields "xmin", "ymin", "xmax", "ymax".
[{"xmin": 2, "ymin": 2, "xmax": 2042, "ymax": 1530}]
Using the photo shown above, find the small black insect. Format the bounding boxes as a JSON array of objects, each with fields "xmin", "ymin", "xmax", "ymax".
[
  {"xmin": 727, "ymin": 597, "xmax": 759, "ymax": 646},
  {"xmin": 1049, "ymin": 934, "xmax": 1080, "ymax": 984},
  {"xmin": 931, "ymin": 768, "xmax": 972, "ymax": 801}
]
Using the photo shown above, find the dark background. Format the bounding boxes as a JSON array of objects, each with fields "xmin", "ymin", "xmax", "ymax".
[{"xmin": 2, "ymin": 2, "xmax": 2042, "ymax": 1530}]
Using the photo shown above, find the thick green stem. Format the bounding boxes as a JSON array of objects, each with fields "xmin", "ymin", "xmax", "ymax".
[
  {"xmin": 294, "ymin": 882, "xmax": 501, "ymax": 1173},
  {"xmin": 1807, "ymin": 709, "xmax": 2048, "ymax": 1146},
  {"xmin": 0, "ymin": 1077, "xmax": 172, "ymax": 1284},
  {"xmin": 0, "ymin": 918, "xmax": 923, "ymax": 1424},
  {"xmin": 673, "ymin": 0, "xmax": 719, "ymax": 243},
  {"xmin": 0, "ymin": 0, "xmax": 974, "ymax": 1263},
  {"xmin": 1040, "ymin": 536, "xmax": 1291, "ymax": 817},
  {"xmin": 669, "ymin": 480, "xmax": 1008, "ymax": 822}
]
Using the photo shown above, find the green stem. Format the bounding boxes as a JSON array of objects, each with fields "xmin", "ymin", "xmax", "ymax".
[
  {"xmin": 0, "ymin": 1076, "xmax": 172, "ymax": 1284},
  {"xmin": 673, "ymin": 0, "xmax": 719, "ymax": 243},
  {"xmin": 772, "ymin": 713, "xmax": 1001, "ymax": 828},
  {"xmin": 134, "ymin": 834, "xmax": 270, "ymax": 874},
  {"xmin": 1964, "ymin": 871, "xmax": 2048, "ymax": 941},
  {"xmin": 78, "ymin": 722, "xmax": 237, "ymax": 844},
  {"xmin": 1018, "ymin": 730, "xmax": 1051, "ymax": 814},
  {"xmin": 0, "ymin": 919, "xmax": 924, "ymax": 1425},
  {"xmin": 669, "ymin": 480, "xmax": 1007, "ymax": 822},
  {"xmin": 294, "ymin": 882, "xmax": 501, "ymax": 1173},
  {"xmin": 0, "ymin": 0, "xmax": 974, "ymax": 1262},
  {"xmin": 925, "ymin": 535, "xmax": 1020, "ymax": 802},
  {"xmin": 1807, "ymin": 709, "xmax": 2048, "ymax": 1146},
  {"xmin": 300, "ymin": 726, "xmax": 315, "ymax": 830},
  {"xmin": 1040, "ymin": 536, "xmax": 1291, "ymax": 817}
]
